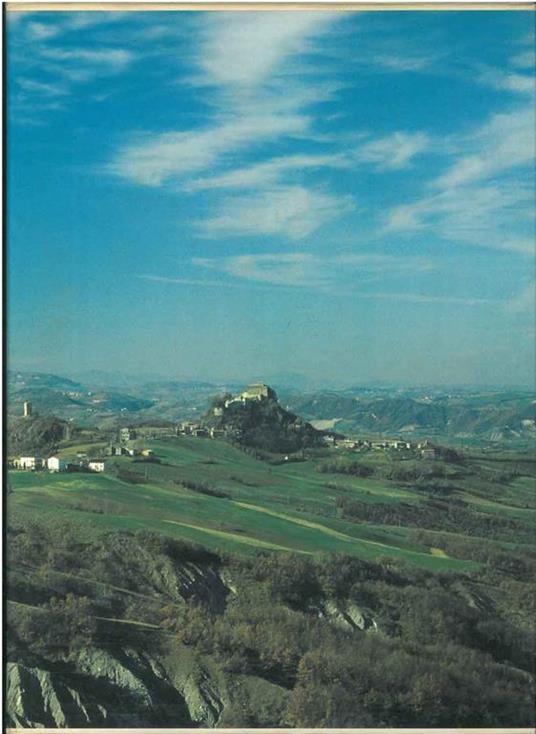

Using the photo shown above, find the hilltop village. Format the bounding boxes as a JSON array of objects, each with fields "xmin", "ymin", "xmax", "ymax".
[{"xmin": 10, "ymin": 384, "xmax": 440, "ymax": 473}]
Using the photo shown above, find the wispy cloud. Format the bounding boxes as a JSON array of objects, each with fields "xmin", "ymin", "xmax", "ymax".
[
  {"xmin": 194, "ymin": 12, "xmax": 337, "ymax": 88},
  {"xmin": 371, "ymin": 52, "xmax": 436, "ymax": 73},
  {"xmin": 107, "ymin": 13, "xmax": 341, "ymax": 191},
  {"xmin": 137, "ymin": 274, "xmax": 268, "ymax": 290},
  {"xmin": 193, "ymin": 252, "xmax": 327, "ymax": 287},
  {"xmin": 105, "ymin": 12, "xmax": 353, "ymax": 237},
  {"xmin": 383, "ymin": 104, "xmax": 535, "ymax": 255},
  {"xmin": 200, "ymin": 186, "xmax": 354, "ymax": 240},
  {"xmin": 26, "ymin": 21, "xmax": 61, "ymax": 41},
  {"xmin": 192, "ymin": 251, "xmax": 436, "ymax": 287},
  {"xmin": 186, "ymin": 153, "xmax": 348, "ymax": 192},
  {"xmin": 476, "ymin": 66, "xmax": 534, "ymax": 96},
  {"xmin": 433, "ymin": 105, "xmax": 534, "ymax": 189},
  {"xmin": 352, "ymin": 291, "xmax": 496, "ymax": 307},
  {"xmin": 108, "ymin": 113, "xmax": 310, "ymax": 187},
  {"xmin": 9, "ymin": 14, "xmax": 137, "ymax": 112},
  {"xmin": 18, "ymin": 78, "xmax": 68, "ymax": 97},
  {"xmin": 510, "ymin": 49, "xmax": 535, "ymax": 69},
  {"xmin": 142, "ymin": 253, "xmax": 494, "ymax": 308},
  {"xmin": 41, "ymin": 46, "xmax": 134, "ymax": 70},
  {"xmin": 356, "ymin": 131, "xmax": 430, "ymax": 170}
]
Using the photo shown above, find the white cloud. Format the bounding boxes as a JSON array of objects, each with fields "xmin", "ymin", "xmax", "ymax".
[
  {"xmin": 510, "ymin": 49, "xmax": 535, "ymax": 69},
  {"xmin": 108, "ymin": 114, "xmax": 310, "ymax": 187},
  {"xmin": 199, "ymin": 186, "xmax": 354, "ymax": 240},
  {"xmin": 41, "ymin": 47, "xmax": 134, "ymax": 71},
  {"xmin": 26, "ymin": 22, "xmax": 60, "ymax": 41},
  {"xmin": 476, "ymin": 67, "xmax": 534, "ymax": 95},
  {"xmin": 194, "ymin": 253, "xmax": 327, "ymax": 287},
  {"xmin": 384, "ymin": 182, "xmax": 534, "ymax": 255},
  {"xmin": 187, "ymin": 153, "xmax": 348, "ymax": 192},
  {"xmin": 434, "ymin": 106, "xmax": 535, "ymax": 189},
  {"xmin": 371, "ymin": 53, "xmax": 435, "ymax": 73},
  {"xmin": 137, "ymin": 275, "xmax": 263, "ymax": 290},
  {"xmin": 107, "ymin": 13, "xmax": 344, "ymax": 191},
  {"xmin": 145, "ymin": 253, "xmax": 499, "ymax": 308},
  {"xmin": 192, "ymin": 251, "xmax": 436, "ymax": 288},
  {"xmin": 337, "ymin": 253, "xmax": 436, "ymax": 274},
  {"xmin": 195, "ymin": 12, "xmax": 336, "ymax": 88},
  {"xmin": 383, "ymin": 105, "xmax": 535, "ymax": 255},
  {"xmin": 356, "ymin": 131, "xmax": 430, "ymax": 170},
  {"xmin": 18, "ymin": 78, "xmax": 67, "ymax": 97},
  {"xmin": 184, "ymin": 129, "xmax": 429, "ymax": 194},
  {"xmin": 360, "ymin": 292, "xmax": 495, "ymax": 306},
  {"xmin": 9, "ymin": 13, "xmax": 137, "ymax": 113}
]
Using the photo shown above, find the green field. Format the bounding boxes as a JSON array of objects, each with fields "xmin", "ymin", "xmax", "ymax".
[{"xmin": 8, "ymin": 436, "xmax": 534, "ymax": 571}]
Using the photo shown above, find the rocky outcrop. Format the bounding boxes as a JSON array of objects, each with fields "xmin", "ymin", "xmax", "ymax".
[
  {"xmin": 6, "ymin": 645, "xmax": 227, "ymax": 729},
  {"xmin": 94, "ymin": 534, "xmax": 230, "ymax": 614},
  {"xmin": 6, "ymin": 662, "xmax": 109, "ymax": 728},
  {"xmin": 318, "ymin": 599, "xmax": 377, "ymax": 632},
  {"xmin": 203, "ymin": 388, "xmax": 322, "ymax": 454}
]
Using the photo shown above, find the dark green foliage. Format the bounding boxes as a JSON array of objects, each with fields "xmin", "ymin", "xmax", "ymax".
[
  {"xmin": 10, "ymin": 594, "xmax": 97, "ymax": 661},
  {"xmin": 338, "ymin": 496, "xmax": 534, "ymax": 542},
  {"xmin": 317, "ymin": 459, "xmax": 374, "ymax": 477},
  {"xmin": 115, "ymin": 467, "xmax": 148, "ymax": 484},
  {"xmin": 178, "ymin": 479, "xmax": 231, "ymax": 499},
  {"xmin": 286, "ymin": 638, "xmax": 534, "ymax": 727},
  {"xmin": 6, "ymin": 518, "xmax": 535, "ymax": 728}
]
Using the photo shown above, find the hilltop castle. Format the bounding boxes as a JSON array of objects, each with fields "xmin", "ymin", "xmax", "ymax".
[{"xmin": 223, "ymin": 383, "xmax": 277, "ymax": 409}]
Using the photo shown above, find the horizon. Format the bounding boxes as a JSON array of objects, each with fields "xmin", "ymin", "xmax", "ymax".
[
  {"xmin": 7, "ymin": 9, "xmax": 536, "ymax": 387},
  {"xmin": 9, "ymin": 364, "xmax": 536, "ymax": 393}
]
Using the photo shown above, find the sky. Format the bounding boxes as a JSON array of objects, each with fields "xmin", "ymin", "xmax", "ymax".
[{"xmin": 6, "ymin": 9, "xmax": 536, "ymax": 387}]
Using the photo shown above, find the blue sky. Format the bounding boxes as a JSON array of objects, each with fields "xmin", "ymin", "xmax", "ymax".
[{"xmin": 6, "ymin": 9, "xmax": 535, "ymax": 387}]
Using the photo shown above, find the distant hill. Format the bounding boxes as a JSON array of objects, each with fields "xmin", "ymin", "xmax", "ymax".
[
  {"xmin": 8, "ymin": 370, "xmax": 535, "ymax": 446},
  {"xmin": 8, "ymin": 371, "xmax": 155, "ymax": 426},
  {"xmin": 286, "ymin": 391, "xmax": 536, "ymax": 444},
  {"xmin": 202, "ymin": 384, "xmax": 322, "ymax": 454}
]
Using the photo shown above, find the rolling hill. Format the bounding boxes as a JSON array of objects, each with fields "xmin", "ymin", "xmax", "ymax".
[{"xmin": 6, "ymin": 433, "xmax": 536, "ymax": 727}]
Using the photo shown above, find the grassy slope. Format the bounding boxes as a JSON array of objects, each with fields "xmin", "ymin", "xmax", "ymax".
[{"xmin": 9, "ymin": 436, "xmax": 533, "ymax": 571}]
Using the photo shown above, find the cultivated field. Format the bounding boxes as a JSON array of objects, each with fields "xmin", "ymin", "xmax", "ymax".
[{"xmin": 8, "ymin": 436, "xmax": 535, "ymax": 571}]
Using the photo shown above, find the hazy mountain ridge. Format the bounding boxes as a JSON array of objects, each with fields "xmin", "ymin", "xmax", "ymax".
[
  {"xmin": 7, "ymin": 371, "xmax": 535, "ymax": 445},
  {"xmin": 286, "ymin": 392, "xmax": 536, "ymax": 445}
]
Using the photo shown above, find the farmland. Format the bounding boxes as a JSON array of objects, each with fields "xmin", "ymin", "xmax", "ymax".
[
  {"xmin": 6, "ymin": 424, "xmax": 536, "ymax": 729},
  {"xmin": 8, "ymin": 435, "xmax": 535, "ymax": 570}
]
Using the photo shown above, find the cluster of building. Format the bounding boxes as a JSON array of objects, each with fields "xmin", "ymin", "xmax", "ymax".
[
  {"xmin": 323, "ymin": 435, "xmax": 440, "ymax": 459},
  {"xmin": 177, "ymin": 422, "xmax": 224, "ymax": 439},
  {"xmin": 176, "ymin": 385, "xmax": 276, "ymax": 438},
  {"xmin": 107, "ymin": 445, "xmax": 154, "ymax": 458},
  {"xmin": 107, "ymin": 426, "xmax": 155, "ymax": 458},
  {"xmin": 9, "ymin": 423, "xmax": 160, "ymax": 475},
  {"xmin": 11, "ymin": 456, "xmax": 106, "ymax": 473}
]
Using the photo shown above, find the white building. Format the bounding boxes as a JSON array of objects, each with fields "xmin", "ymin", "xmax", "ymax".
[
  {"xmin": 88, "ymin": 460, "xmax": 105, "ymax": 472},
  {"xmin": 47, "ymin": 457, "xmax": 66, "ymax": 472},
  {"xmin": 338, "ymin": 439, "xmax": 359, "ymax": 449},
  {"xmin": 224, "ymin": 383, "xmax": 277, "ymax": 408},
  {"xmin": 18, "ymin": 456, "xmax": 42, "ymax": 470}
]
